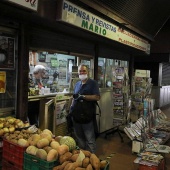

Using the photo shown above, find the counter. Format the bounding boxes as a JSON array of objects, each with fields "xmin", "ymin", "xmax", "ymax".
[
  {"xmin": 28, "ymin": 92, "xmax": 72, "ymax": 136},
  {"xmin": 28, "ymin": 92, "xmax": 72, "ymax": 101},
  {"xmin": 151, "ymin": 86, "xmax": 170, "ymax": 108}
]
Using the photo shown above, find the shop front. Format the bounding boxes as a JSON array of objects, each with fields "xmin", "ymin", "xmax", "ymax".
[
  {"xmin": 0, "ymin": 0, "xmax": 150, "ymax": 135},
  {"xmin": 27, "ymin": 50, "xmax": 94, "ymax": 135},
  {"xmin": 27, "ymin": 19, "xmax": 96, "ymax": 134}
]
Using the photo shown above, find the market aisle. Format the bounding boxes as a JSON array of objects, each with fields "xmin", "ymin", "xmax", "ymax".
[
  {"xmin": 96, "ymin": 133, "xmax": 137, "ymax": 170},
  {"xmin": 95, "ymin": 106, "xmax": 170, "ymax": 170},
  {"xmin": 96, "ymin": 133, "xmax": 170, "ymax": 170}
]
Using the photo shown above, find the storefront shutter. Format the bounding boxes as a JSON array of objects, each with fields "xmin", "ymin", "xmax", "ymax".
[
  {"xmin": 28, "ymin": 27, "xmax": 95, "ymax": 56},
  {"xmin": 98, "ymin": 44, "xmax": 130, "ymax": 60}
]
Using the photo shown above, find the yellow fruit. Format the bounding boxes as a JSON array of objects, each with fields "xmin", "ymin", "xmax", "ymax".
[
  {"xmin": 3, "ymin": 127, "xmax": 9, "ymax": 133},
  {"xmin": 0, "ymin": 129, "xmax": 4, "ymax": 136},
  {"xmin": 8, "ymin": 118, "xmax": 15, "ymax": 124},
  {"xmin": 36, "ymin": 149, "xmax": 47, "ymax": 160},
  {"xmin": 9, "ymin": 126, "xmax": 15, "ymax": 133},
  {"xmin": 0, "ymin": 123, "xmax": 4, "ymax": 129}
]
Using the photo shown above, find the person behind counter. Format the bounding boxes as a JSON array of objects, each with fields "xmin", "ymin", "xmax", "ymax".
[
  {"xmin": 70, "ymin": 64, "xmax": 100, "ymax": 153},
  {"xmin": 27, "ymin": 65, "xmax": 47, "ymax": 126},
  {"xmin": 33, "ymin": 65, "xmax": 47, "ymax": 89}
]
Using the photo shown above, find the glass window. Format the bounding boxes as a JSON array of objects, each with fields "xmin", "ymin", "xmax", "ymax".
[
  {"xmin": 105, "ymin": 59, "xmax": 114, "ymax": 87},
  {"xmin": 98, "ymin": 58, "xmax": 129, "ymax": 88},
  {"xmin": 98, "ymin": 57, "xmax": 105, "ymax": 88},
  {"xmin": 29, "ymin": 51, "xmax": 76, "ymax": 93}
]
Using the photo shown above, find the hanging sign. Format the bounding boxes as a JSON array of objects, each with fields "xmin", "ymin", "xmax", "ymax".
[
  {"xmin": 0, "ymin": 35, "xmax": 15, "ymax": 69},
  {"xmin": 57, "ymin": 0, "xmax": 150, "ymax": 54},
  {"xmin": 7, "ymin": 0, "xmax": 39, "ymax": 11},
  {"xmin": 0, "ymin": 71, "xmax": 6, "ymax": 93}
]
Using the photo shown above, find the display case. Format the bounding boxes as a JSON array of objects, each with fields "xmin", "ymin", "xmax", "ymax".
[{"xmin": 97, "ymin": 58, "xmax": 129, "ymax": 133}]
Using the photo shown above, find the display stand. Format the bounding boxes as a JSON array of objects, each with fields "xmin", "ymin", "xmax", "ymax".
[
  {"xmin": 125, "ymin": 108, "xmax": 169, "ymax": 168},
  {"xmin": 123, "ymin": 70, "xmax": 169, "ymax": 169},
  {"xmin": 130, "ymin": 73, "xmax": 153, "ymax": 122},
  {"xmin": 124, "ymin": 70, "xmax": 154, "ymax": 152},
  {"xmin": 104, "ymin": 125, "xmax": 124, "ymax": 142},
  {"xmin": 105, "ymin": 67, "xmax": 129, "ymax": 142}
]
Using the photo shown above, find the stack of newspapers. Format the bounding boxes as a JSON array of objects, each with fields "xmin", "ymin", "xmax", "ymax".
[
  {"xmin": 134, "ymin": 152, "xmax": 164, "ymax": 166},
  {"xmin": 124, "ymin": 117, "xmax": 146, "ymax": 141}
]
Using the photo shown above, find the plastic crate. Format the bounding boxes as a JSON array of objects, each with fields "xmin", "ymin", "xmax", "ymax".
[
  {"xmin": 2, "ymin": 139, "xmax": 27, "ymax": 168},
  {"xmin": 0, "ymin": 137, "xmax": 3, "ymax": 161},
  {"xmin": 24, "ymin": 152, "xmax": 109, "ymax": 170},
  {"xmin": 2, "ymin": 159, "xmax": 23, "ymax": 170},
  {"xmin": 0, "ymin": 146, "xmax": 2, "ymax": 159},
  {"xmin": 0, "ymin": 137, "xmax": 2, "ymax": 169},
  {"xmin": 24, "ymin": 152, "xmax": 59, "ymax": 170},
  {"xmin": 0, "ymin": 146, "xmax": 2, "ymax": 169},
  {"xmin": 0, "ymin": 137, "xmax": 3, "ymax": 148},
  {"xmin": 103, "ymin": 161, "xmax": 110, "ymax": 170}
]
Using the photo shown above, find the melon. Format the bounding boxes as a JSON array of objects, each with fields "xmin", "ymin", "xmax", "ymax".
[{"xmin": 59, "ymin": 136, "xmax": 76, "ymax": 151}]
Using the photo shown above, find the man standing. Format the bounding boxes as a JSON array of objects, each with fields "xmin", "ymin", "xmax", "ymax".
[{"xmin": 70, "ymin": 64, "xmax": 100, "ymax": 153}]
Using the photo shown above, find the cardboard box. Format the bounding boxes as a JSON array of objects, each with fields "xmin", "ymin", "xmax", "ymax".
[
  {"xmin": 135, "ymin": 69, "xmax": 150, "ymax": 78},
  {"xmin": 132, "ymin": 140, "xmax": 143, "ymax": 153}
]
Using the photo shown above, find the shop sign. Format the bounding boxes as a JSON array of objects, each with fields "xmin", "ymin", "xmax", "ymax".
[
  {"xmin": 57, "ymin": 0, "xmax": 150, "ymax": 54},
  {"xmin": 7, "ymin": 0, "xmax": 38, "ymax": 11}
]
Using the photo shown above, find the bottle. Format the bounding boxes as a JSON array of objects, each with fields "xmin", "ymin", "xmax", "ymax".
[
  {"xmin": 35, "ymin": 85, "xmax": 39, "ymax": 95},
  {"xmin": 69, "ymin": 60, "xmax": 73, "ymax": 73},
  {"xmin": 40, "ymin": 87, "xmax": 44, "ymax": 95}
]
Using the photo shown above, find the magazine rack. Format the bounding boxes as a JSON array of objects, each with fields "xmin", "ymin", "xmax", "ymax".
[
  {"xmin": 105, "ymin": 66, "xmax": 129, "ymax": 142},
  {"xmin": 124, "ymin": 73, "xmax": 155, "ymax": 153},
  {"xmin": 124, "ymin": 109, "xmax": 170, "ymax": 154},
  {"xmin": 130, "ymin": 76, "xmax": 153, "ymax": 122}
]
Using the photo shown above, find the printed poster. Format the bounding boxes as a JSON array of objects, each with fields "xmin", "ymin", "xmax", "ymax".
[
  {"xmin": 0, "ymin": 71, "xmax": 6, "ymax": 93},
  {"xmin": 55, "ymin": 100, "xmax": 67, "ymax": 125},
  {"xmin": 0, "ymin": 36, "xmax": 15, "ymax": 69}
]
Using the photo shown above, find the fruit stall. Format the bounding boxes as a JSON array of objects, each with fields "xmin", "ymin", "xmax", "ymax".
[{"xmin": 0, "ymin": 116, "xmax": 109, "ymax": 170}]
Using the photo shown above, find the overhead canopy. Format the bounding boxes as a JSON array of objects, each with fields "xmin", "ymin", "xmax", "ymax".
[{"xmin": 74, "ymin": 0, "xmax": 170, "ymax": 41}]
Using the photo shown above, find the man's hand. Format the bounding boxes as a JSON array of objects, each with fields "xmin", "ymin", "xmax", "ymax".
[
  {"xmin": 73, "ymin": 94, "xmax": 79, "ymax": 99},
  {"xmin": 73, "ymin": 94, "xmax": 84, "ymax": 100}
]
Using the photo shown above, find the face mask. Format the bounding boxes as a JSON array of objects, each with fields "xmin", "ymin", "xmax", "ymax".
[{"xmin": 79, "ymin": 74, "xmax": 88, "ymax": 81}]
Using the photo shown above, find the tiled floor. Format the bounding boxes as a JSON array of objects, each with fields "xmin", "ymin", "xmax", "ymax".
[{"xmin": 95, "ymin": 106, "xmax": 170, "ymax": 170}]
